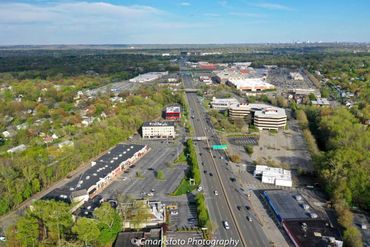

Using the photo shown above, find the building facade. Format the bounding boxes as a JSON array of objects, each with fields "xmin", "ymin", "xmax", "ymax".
[
  {"xmin": 210, "ymin": 97, "xmax": 239, "ymax": 111},
  {"xmin": 228, "ymin": 103, "xmax": 287, "ymax": 130},
  {"xmin": 165, "ymin": 106, "xmax": 181, "ymax": 120},
  {"xmin": 142, "ymin": 121, "xmax": 176, "ymax": 139}
]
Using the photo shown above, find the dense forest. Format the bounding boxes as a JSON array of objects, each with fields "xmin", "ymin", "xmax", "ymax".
[{"xmin": 0, "ymin": 52, "xmax": 179, "ymax": 81}]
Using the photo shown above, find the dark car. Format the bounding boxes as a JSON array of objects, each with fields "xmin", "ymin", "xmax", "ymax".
[
  {"xmin": 237, "ymin": 206, "xmax": 241, "ymax": 211},
  {"xmin": 230, "ymin": 177, "xmax": 236, "ymax": 182},
  {"xmin": 245, "ymin": 205, "xmax": 250, "ymax": 210},
  {"xmin": 209, "ymin": 173, "xmax": 213, "ymax": 176}
]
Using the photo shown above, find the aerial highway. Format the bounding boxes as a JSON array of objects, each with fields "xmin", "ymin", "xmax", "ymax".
[{"xmin": 181, "ymin": 64, "xmax": 270, "ymax": 247}]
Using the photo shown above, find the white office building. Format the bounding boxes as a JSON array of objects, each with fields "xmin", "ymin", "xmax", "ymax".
[
  {"xmin": 142, "ymin": 121, "xmax": 176, "ymax": 139},
  {"xmin": 229, "ymin": 103, "xmax": 287, "ymax": 130},
  {"xmin": 210, "ymin": 97, "xmax": 239, "ymax": 111},
  {"xmin": 254, "ymin": 165, "xmax": 292, "ymax": 187},
  {"xmin": 253, "ymin": 105, "xmax": 287, "ymax": 130}
]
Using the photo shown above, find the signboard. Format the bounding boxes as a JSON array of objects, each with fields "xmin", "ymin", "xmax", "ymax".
[{"xmin": 212, "ymin": 144, "xmax": 228, "ymax": 150}]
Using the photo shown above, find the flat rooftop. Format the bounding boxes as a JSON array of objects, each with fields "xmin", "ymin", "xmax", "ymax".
[
  {"xmin": 142, "ymin": 121, "xmax": 175, "ymax": 127},
  {"xmin": 264, "ymin": 190, "xmax": 311, "ymax": 221},
  {"xmin": 166, "ymin": 106, "xmax": 181, "ymax": 113},
  {"xmin": 283, "ymin": 219, "xmax": 342, "ymax": 247},
  {"xmin": 211, "ymin": 97, "xmax": 239, "ymax": 104},
  {"xmin": 43, "ymin": 144, "xmax": 146, "ymax": 201}
]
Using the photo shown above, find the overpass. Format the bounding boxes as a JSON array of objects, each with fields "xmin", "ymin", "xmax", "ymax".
[{"xmin": 184, "ymin": 88, "xmax": 198, "ymax": 93}]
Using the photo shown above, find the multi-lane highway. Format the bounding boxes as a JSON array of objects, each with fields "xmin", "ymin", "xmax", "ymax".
[{"xmin": 181, "ymin": 68, "xmax": 270, "ymax": 247}]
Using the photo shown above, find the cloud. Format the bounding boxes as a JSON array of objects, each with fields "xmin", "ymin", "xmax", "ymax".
[
  {"xmin": 0, "ymin": 2, "xmax": 162, "ymax": 24},
  {"xmin": 254, "ymin": 2, "xmax": 294, "ymax": 11},
  {"xmin": 0, "ymin": 1, "xmax": 213, "ymax": 44},
  {"xmin": 180, "ymin": 2, "xmax": 191, "ymax": 6}
]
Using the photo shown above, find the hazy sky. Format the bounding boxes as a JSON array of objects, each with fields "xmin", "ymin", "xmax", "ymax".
[{"xmin": 0, "ymin": 0, "xmax": 369, "ymax": 45}]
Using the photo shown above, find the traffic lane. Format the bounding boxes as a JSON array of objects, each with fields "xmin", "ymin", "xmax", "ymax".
[
  {"xmin": 188, "ymin": 94, "xmax": 241, "ymax": 241},
  {"xmin": 189, "ymin": 94, "xmax": 269, "ymax": 247},
  {"xmin": 201, "ymin": 149, "xmax": 240, "ymax": 240}
]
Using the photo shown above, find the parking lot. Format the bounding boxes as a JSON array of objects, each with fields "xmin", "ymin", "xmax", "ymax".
[
  {"xmin": 228, "ymin": 136, "xmax": 258, "ymax": 146},
  {"xmin": 169, "ymin": 200, "xmax": 199, "ymax": 230},
  {"xmin": 251, "ymin": 117, "xmax": 313, "ymax": 172},
  {"xmin": 266, "ymin": 67, "xmax": 318, "ymax": 94},
  {"xmin": 99, "ymin": 140, "xmax": 187, "ymax": 201}
]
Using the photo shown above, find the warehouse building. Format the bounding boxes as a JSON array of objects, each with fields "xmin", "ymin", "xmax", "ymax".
[
  {"xmin": 43, "ymin": 144, "xmax": 149, "ymax": 204},
  {"xmin": 263, "ymin": 190, "xmax": 342, "ymax": 247},
  {"xmin": 142, "ymin": 121, "xmax": 176, "ymax": 139},
  {"xmin": 165, "ymin": 106, "xmax": 181, "ymax": 120},
  {"xmin": 210, "ymin": 97, "xmax": 239, "ymax": 111},
  {"xmin": 227, "ymin": 78, "xmax": 275, "ymax": 92},
  {"xmin": 263, "ymin": 190, "xmax": 313, "ymax": 222},
  {"xmin": 254, "ymin": 165, "xmax": 292, "ymax": 187},
  {"xmin": 129, "ymin": 72, "xmax": 168, "ymax": 83}
]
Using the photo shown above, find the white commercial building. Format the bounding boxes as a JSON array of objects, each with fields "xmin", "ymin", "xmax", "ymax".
[
  {"xmin": 142, "ymin": 121, "xmax": 176, "ymax": 139},
  {"xmin": 227, "ymin": 78, "xmax": 275, "ymax": 92},
  {"xmin": 129, "ymin": 72, "xmax": 168, "ymax": 83},
  {"xmin": 210, "ymin": 97, "xmax": 239, "ymax": 111},
  {"xmin": 289, "ymin": 72, "xmax": 304, "ymax": 81},
  {"xmin": 254, "ymin": 165, "xmax": 292, "ymax": 187}
]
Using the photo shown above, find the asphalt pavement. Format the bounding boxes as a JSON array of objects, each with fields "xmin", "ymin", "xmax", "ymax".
[{"xmin": 181, "ymin": 69, "xmax": 270, "ymax": 247}]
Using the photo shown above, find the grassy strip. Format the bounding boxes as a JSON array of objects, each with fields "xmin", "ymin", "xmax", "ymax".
[
  {"xmin": 171, "ymin": 178, "xmax": 196, "ymax": 196},
  {"xmin": 195, "ymin": 193, "xmax": 210, "ymax": 227}
]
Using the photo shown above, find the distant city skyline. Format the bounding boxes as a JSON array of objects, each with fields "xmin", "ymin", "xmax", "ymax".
[{"xmin": 0, "ymin": 0, "xmax": 369, "ymax": 45}]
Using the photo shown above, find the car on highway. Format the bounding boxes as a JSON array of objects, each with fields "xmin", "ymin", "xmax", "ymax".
[
  {"xmin": 247, "ymin": 216, "xmax": 253, "ymax": 222},
  {"xmin": 170, "ymin": 210, "xmax": 178, "ymax": 216},
  {"xmin": 223, "ymin": 221, "xmax": 230, "ymax": 230},
  {"xmin": 245, "ymin": 205, "xmax": 250, "ymax": 210},
  {"xmin": 214, "ymin": 190, "xmax": 219, "ymax": 196},
  {"xmin": 237, "ymin": 206, "xmax": 241, "ymax": 211},
  {"xmin": 230, "ymin": 177, "xmax": 236, "ymax": 182},
  {"xmin": 209, "ymin": 173, "xmax": 213, "ymax": 177}
]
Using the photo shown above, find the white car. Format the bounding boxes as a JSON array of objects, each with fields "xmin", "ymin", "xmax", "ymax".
[
  {"xmin": 223, "ymin": 221, "xmax": 230, "ymax": 230},
  {"xmin": 197, "ymin": 186, "xmax": 203, "ymax": 192},
  {"xmin": 214, "ymin": 190, "xmax": 219, "ymax": 196},
  {"xmin": 122, "ymin": 177, "xmax": 128, "ymax": 181},
  {"xmin": 147, "ymin": 192, "xmax": 154, "ymax": 197},
  {"xmin": 170, "ymin": 210, "xmax": 179, "ymax": 216},
  {"xmin": 247, "ymin": 216, "xmax": 253, "ymax": 222}
]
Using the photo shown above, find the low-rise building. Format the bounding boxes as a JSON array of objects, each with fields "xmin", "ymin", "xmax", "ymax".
[
  {"xmin": 227, "ymin": 78, "xmax": 275, "ymax": 92},
  {"xmin": 254, "ymin": 165, "xmax": 292, "ymax": 187},
  {"xmin": 283, "ymin": 219, "xmax": 343, "ymax": 247},
  {"xmin": 312, "ymin": 98, "xmax": 330, "ymax": 106},
  {"xmin": 142, "ymin": 121, "xmax": 175, "ymax": 139},
  {"xmin": 289, "ymin": 72, "xmax": 304, "ymax": 81},
  {"xmin": 165, "ymin": 106, "xmax": 181, "ymax": 120},
  {"xmin": 129, "ymin": 72, "xmax": 168, "ymax": 83},
  {"xmin": 43, "ymin": 144, "xmax": 149, "ymax": 204},
  {"xmin": 210, "ymin": 97, "xmax": 239, "ymax": 111}
]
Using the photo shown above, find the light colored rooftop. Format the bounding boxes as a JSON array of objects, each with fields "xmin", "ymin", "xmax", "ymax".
[{"xmin": 166, "ymin": 106, "xmax": 181, "ymax": 113}]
